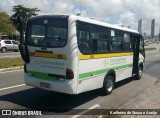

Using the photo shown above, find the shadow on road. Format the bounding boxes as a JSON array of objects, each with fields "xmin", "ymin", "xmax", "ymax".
[{"xmin": 0, "ymin": 77, "xmax": 135, "ymax": 114}]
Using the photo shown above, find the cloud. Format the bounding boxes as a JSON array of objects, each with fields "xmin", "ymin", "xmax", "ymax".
[{"xmin": 0, "ymin": 0, "xmax": 159, "ymax": 35}]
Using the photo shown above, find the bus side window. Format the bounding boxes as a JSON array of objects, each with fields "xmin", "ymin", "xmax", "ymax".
[
  {"xmin": 90, "ymin": 25, "xmax": 99, "ymax": 53},
  {"xmin": 123, "ymin": 33, "xmax": 132, "ymax": 51},
  {"xmin": 112, "ymin": 41, "xmax": 122, "ymax": 52},
  {"xmin": 111, "ymin": 30, "xmax": 123, "ymax": 52},
  {"xmin": 79, "ymin": 42, "xmax": 90, "ymax": 53},
  {"xmin": 78, "ymin": 31, "xmax": 91, "ymax": 53},
  {"xmin": 97, "ymin": 40, "xmax": 109, "ymax": 53},
  {"xmin": 77, "ymin": 22, "xmax": 91, "ymax": 53}
]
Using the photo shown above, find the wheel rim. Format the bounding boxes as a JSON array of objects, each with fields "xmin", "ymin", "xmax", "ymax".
[
  {"xmin": 106, "ymin": 79, "xmax": 113, "ymax": 92},
  {"xmin": 2, "ymin": 48, "xmax": 6, "ymax": 52}
]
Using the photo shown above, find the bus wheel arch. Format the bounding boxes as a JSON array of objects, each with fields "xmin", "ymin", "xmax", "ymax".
[{"xmin": 102, "ymin": 70, "xmax": 116, "ymax": 95}]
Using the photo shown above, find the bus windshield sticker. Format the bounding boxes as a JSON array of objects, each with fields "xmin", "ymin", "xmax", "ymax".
[
  {"xmin": 44, "ymin": 20, "xmax": 48, "ymax": 24},
  {"xmin": 111, "ymin": 30, "xmax": 115, "ymax": 36}
]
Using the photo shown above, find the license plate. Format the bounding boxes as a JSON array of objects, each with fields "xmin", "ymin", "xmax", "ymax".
[{"xmin": 40, "ymin": 82, "xmax": 50, "ymax": 88}]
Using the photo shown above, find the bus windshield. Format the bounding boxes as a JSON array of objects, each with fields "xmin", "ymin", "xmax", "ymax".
[{"xmin": 26, "ymin": 18, "xmax": 68, "ymax": 48}]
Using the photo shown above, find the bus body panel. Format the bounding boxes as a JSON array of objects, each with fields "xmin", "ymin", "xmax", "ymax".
[
  {"xmin": 24, "ymin": 16, "xmax": 79, "ymax": 94},
  {"xmin": 77, "ymin": 53, "xmax": 134, "ymax": 93},
  {"xmin": 77, "ymin": 75, "xmax": 105, "ymax": 94},
  {"xmin": 115, "ymin": 55, "xmax": 133, "ymax": 82},
  {"xmin": 24, "ymin": 47, "xmax": 79, "ymax": 94},
  {"xmin": 23, "ymin": 14, "xmax": 145, "ymax": 95},
  {"xmin": 115, "ymin": 66, "xmax": 133, "ymax": 82}
]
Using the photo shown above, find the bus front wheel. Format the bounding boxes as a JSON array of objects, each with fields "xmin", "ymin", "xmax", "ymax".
[
  {"xmin": 136, "ymin": 66, "xmax": 143, "ymax": 80},
  {"xmin": 102, "ymin": 75, "xmax": 115, "ymax": 95}
]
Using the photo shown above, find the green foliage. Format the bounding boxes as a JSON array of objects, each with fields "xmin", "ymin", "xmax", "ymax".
[
  {"xmin": 0, "ymin": 57, "xmax": 24, "ymax": 69},
  {"xmin": 0, "ymin": 11, "xmax": 16, "ymax": 35},
  {"xmin": 145, "ymin": 48, "xmax": 157, "ymax": 51},
  {"xmin": 11, "ymin": 5, "xmax": 40, "ymax": 32}
]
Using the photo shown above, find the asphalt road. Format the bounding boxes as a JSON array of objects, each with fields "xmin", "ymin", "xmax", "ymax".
[
  {"xmin": 0, "ymin": 50, "xmax": 160, "ymax": 118},
  {"xmin": 0, "ymin": 52, "xmax": 20, "ymax": 58}
]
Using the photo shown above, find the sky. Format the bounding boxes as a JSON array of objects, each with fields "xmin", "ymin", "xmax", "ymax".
[{"xmin": 0, "ymin": 0, "xmax": 160, "ymax": 35}]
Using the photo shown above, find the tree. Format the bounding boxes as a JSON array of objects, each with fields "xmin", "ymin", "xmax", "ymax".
[
  {"xmin": 0, "ymin": 11, "xmax": 16, "ymax": 35},
  {"xmin": 11, "ymin": 5, "xmax": 40, "ymax": 32}
]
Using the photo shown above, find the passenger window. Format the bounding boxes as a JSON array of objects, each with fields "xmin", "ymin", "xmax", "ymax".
[
  {"xmin": 4, "ymin": 41, "xmax": 12, "ymax": 44},
  {"xmin": 77, "ymin": 22, "xmax": 91, "ymax": 53},
  {"xmin": 12, "ymin": 41, "xmax": 18, "ymax": 44},
  {"xmin": 111, "ymin": 41, "xmax": 122, "ymax": 52},
  {"xmin": 123, "ymin": 33, "xmax": 132, "ymax": 51},
  {"xmin": 77, "ymin": 21, "xmax": 111, "ymax": 54},
  {"xmin": 97, "ymin": 40, "xmax": 109, "ymax": 53},
  {"xmin": 111, "ymin": 30, "xmax": 123, "ymax": 52}
]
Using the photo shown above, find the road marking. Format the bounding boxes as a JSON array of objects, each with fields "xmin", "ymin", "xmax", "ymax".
[
  {"xmin": 0, "ymin": 69, "xmax": 23, "ymax": 73},
  {"xmin": 0, "ymin": 84, "xmax": 26, "ymax": 91},
  {"xmin": 71, "ymin": 104, "xmax": 100, "ymax": 118}
]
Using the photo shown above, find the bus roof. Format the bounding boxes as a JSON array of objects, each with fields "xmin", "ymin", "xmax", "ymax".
[
  {"xmin": 69, "ymin": 15, "xmax": 139, "ymax": 34},
  {"xmin": 30, "ymin": 14, "xmax": 139, "ymax": 34}
]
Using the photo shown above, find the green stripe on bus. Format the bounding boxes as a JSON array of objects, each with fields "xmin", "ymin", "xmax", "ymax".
[
  {"xmin": 27, "ymin": 71, "xmax": 65, "ymax": 81},
  {"xmin": 79, "ymin": 64, "xmax": 132, "ymax": 80}
]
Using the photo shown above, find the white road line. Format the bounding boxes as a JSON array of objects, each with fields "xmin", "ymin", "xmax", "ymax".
[
  {"xmin": 0, "ymin": 84, "xmax": 26, "ymax": 91},
  {"xmin": 0, "ymin": 69, "xmax": 23, "ymax": 73},
  {"xmin": 70, "ymin": 104, "xmax": 100, "ymax": 118}
]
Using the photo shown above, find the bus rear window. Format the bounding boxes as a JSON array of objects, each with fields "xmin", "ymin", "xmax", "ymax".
[{"xmin": 26, "ymin": 18, "xmax": 68, "ymax": 48}]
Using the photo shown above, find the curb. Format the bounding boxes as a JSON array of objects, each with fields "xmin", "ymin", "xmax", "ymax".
[{"xmin": 0, "ymin": 66, "xmax": 24, "ymax": 72}]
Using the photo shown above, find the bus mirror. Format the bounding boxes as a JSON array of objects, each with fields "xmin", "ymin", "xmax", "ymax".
[
  {"xmin": 18, "ymin": 16, "xmax": 30, "ymax": 63},
  {"xmin": 17, "ymin": 17, "xmax": 25, "ymax": 44},
  {"xmin": 19, "ymin": 44, "xmax": 30, "ymax": 63}
]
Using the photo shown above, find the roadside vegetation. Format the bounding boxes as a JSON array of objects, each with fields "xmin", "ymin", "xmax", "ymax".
[
  {"xmin": 0, "ymin": 57, "xmax": 24, "ymax": 69},
  {"xmin": 145, "ymin": 47, "xmax": 157, "ymax": 51},
  {"xmin": 0, "ymin": 5, "xmax": 40, "ymax": 40}
]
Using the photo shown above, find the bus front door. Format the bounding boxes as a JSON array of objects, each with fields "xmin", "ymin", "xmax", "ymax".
[{"xmin": 132, "ymin": 35, "xmax": 140, "ymax": 75}]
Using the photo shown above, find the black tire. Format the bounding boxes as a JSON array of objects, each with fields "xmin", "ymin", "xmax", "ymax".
[
  {"xmin": 1, "ymin": 47, "xmax": 7, "ymax": 53},
  {"xmin": 102, "ymin": 75, "xmax": 115, "ymax": 95},
  {"xmin": 136, "ymin": 66, "xmax": 143, "ymax": 80}
]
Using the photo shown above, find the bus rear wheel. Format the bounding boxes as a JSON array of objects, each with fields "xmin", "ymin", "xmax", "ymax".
[{"xmin": 102, "ymin": 75, "xmax": 114, "ymax": 95}]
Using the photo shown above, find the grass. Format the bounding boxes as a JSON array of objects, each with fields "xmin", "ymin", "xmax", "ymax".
[
  {"xmin": 145, "ymin": 47, "xmax": 157, "ymax": 51},
  {"xmin": 0, "ymin": 57, "xmax": 24, "ymax": 69}
]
